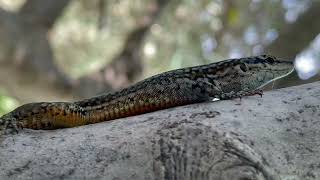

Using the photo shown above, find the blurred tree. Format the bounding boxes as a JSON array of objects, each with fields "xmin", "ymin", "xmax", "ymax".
[
  {"xmin": 0, "ymin": 0, "xmax": 71, "ymax": 82},
  {"xmin": 0, "ymin": 0, "xmax": 170, "ymax": 101},
  {"xmin": 0, "ymin": 0, "xmax": 319, "ymax": 110},
  {"xmin": 265, "ymin": 1, "xmax": 320, "ymax": 89},
  {"xmin": 76, "ymin": 0, "xmax": 170, "ymax": 97},
  {"xmin": 0, "ymin": 0, "xmax": 72, "ymax": 103}
]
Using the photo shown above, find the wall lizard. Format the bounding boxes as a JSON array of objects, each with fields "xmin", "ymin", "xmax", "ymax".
[{"xmin": 0, "ymin": 55, "xmax": 294, "ymax": 133}]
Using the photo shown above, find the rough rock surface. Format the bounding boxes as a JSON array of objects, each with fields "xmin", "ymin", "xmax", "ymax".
[{"xmin": 0, "ymin": 82, "xmax": 319, "ymax": 180}]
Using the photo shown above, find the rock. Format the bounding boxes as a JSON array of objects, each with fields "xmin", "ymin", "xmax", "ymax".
[{"xmin": 1, "ymin": 82, "xmax": 320, "ymax": 180}]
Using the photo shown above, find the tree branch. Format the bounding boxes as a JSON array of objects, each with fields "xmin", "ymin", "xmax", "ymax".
[{"xmin": 19, "ymin": 0, "xmax": 70, "ymax": 28}]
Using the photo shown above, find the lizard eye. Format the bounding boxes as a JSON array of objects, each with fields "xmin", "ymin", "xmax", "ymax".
[
  {"xmin": 239, "ymin": 63, "xmax": 248, "ymax": 72},
  {"xmin": 266, "ymin": 57, "xmax": 275, "ymax": 64}
]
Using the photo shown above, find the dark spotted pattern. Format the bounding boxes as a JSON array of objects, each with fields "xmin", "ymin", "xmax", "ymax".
[{"xmin": 0, "ymin": 55, "xmax": 294, "ymax": 131}]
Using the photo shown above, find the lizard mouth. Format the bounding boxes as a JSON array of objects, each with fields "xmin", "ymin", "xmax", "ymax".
[{"xmin": 257, "ymin": 68, "xmax": 295, "ymax": 89}]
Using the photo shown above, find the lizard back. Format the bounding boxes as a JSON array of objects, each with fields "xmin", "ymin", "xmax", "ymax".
[{"xmin": 0, "ymin": 55, "xmax": 294, "ymax": 130}]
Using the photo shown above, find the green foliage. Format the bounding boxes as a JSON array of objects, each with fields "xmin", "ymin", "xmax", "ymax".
[
  {"xmin": 52, "ymin": 0, "xmax": 154, "ymax": 78},
  {"xmin": 28, "ymin": 0, "xmax": 290, "ymax": 79},
  {"xmin": 228, "ymin": 8, "xmax": 240, "ymax": 26},
  {"xmin": 0, "ymin": 93, "xmax": 19, "ymax": 116}
]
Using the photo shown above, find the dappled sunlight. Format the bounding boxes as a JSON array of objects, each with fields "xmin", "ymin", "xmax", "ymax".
[
  {"xmin": 0, "ymin": 0, "xmax": 24, "ymax": 11},
  {"xmin": 295, "ymin": 54, "xmax": 319, "ymax": 80},
  {"xmin": 143, "ymin": 42, "xmax": 157, "ymax": 58},
  {"xmin": 295, "ymin": 34, "xmax": 320, "ymax": 80}
]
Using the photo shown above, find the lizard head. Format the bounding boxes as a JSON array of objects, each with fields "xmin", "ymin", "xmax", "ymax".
[{"xmin": 236, "ymin": 54, "xmax": 295, "ymax": 90}]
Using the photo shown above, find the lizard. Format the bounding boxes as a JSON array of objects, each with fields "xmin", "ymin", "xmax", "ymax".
[{"xmin": 0, "ymin": 55, "xmax": 294, "ymax": 133}]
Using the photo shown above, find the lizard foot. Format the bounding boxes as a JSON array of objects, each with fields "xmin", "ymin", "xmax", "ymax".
[
  {"xmin": 219, "ymin": 89, "xmax": 264, "ymax": 100},
  {"xmin": 239, "ymin": 89, "xmax": 263, "ymax": 98},
  {"xmin": 0, "ymin": 116, "xmax": 23, "ymax": 135},
  {"xmin": 236, "ymin": 89, "xmax": 263, "ymax": 105}
]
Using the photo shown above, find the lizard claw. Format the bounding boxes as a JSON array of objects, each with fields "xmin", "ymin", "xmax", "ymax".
[
  {"xmin": 238, "ymin": 89, "xmax": 263, "ymax": 98},
  {"xmin": 250, "ymin": 89, "xmax": 263, "ymax": 97}
]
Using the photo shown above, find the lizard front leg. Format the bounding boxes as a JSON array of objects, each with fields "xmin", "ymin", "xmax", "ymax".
[{"xmin": 0, "ymin": 116, "xmax": 23, "ymax": 134}]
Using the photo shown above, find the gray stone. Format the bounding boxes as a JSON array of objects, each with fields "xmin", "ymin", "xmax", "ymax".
[{"xmin": 1, "ymin": 82, "xmax": 320, "ymax": 180}]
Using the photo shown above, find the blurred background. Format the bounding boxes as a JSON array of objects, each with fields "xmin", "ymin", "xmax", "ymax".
[{"xmin": 0, "ymin": 0, "xmax": 319, "ymax": 115}]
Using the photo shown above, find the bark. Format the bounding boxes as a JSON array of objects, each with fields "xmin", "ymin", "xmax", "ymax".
[
  {"xmin": 265, "ymin": 1, "xmax": 320, "ymax": 89},
  {"xmin": 1, "ymin": 81, "xmax": 319, "ymax": 180}
]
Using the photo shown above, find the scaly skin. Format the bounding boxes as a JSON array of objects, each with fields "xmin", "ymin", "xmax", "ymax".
[{"xmin": 0, "ymin": 55, "xmax": 294, "ymax": 132}]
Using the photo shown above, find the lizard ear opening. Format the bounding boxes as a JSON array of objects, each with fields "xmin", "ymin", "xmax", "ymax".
[{"xmin": 239, "ymin": 63, "xmax": 248, "ymax": 72}]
